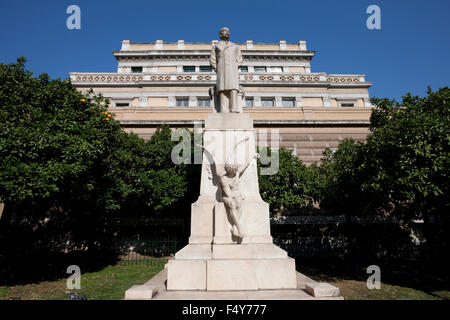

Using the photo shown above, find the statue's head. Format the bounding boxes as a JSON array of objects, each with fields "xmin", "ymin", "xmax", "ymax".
[
  {"xmin": 219, "ymin": 27, "xmax": 230, "ymax": 41},
  {"xmin": 225, "ymin": 162, "xmax": 238, "ymax": 175}
]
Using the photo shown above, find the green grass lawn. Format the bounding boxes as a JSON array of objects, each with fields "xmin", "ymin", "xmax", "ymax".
[
  {"xmin": 325, "ymin": 279, "xmax": 449, "ymax": 300},
  {"xmin": 0, "ymin": 263, "xmax": 164, "ymax": 300},
  {"xmin": 1, "ymin": 260, "xmax": 448, "ymax": 300},
  {"xmin": 297, "ymin": 261, "xmax": 450, "ymax": 300}
]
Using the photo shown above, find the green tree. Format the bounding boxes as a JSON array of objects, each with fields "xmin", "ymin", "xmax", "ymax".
[
  {"xmin": 258, "ymin": 148, "xmax": 321, "ymax": 216},
  {"xmin": 0, "ymin": 58, "xmax": 189, "ymax": 278},
  {"xmin": 367, "ymin": 88, "xmax": 449, "ymax": 220},
  {"xmin": 319, "ymin": 87, "xmax": 450, "ymax": 222}
]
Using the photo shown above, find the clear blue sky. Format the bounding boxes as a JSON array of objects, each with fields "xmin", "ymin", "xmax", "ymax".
[{"xmin": 1, "ymin": 0, "xmax": 449, "ymax": 100}]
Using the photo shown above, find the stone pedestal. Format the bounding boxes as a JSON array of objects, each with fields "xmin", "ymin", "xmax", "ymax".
[
  {"xmin": 125, "ymin": 268, "xmax": 344, "ymax": 300},
  {"xmin": 126, "ymin": 112, "xmax": 343, "ymax": 299},
  {"xmin": 167, "ymin": 113, "xmax": 297, "ymax": 291}
]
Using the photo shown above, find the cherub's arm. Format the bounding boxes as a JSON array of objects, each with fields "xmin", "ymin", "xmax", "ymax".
[{"xmin": 238, "ymin": 153, "xmax": 260, "ymax": 176}]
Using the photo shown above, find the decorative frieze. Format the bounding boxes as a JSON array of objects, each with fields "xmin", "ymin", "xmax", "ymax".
[
  {"xmin": 71, "ymin": 73, "xmax": 368, "ymax": 86},
  {"xmin": 176, "ymin": 75, "xmax": 192, "ymax": 81},
  {"xmin": 150, "ymin": 75, "xmax": 171, "ymax": 81},
  {"xmin": 196, "ymin": 75, "xmax": 212, "ymax": 80},
  {"xmin": 327, "ymin": 76, "xmax": 361, "ymax": 83},
  {"xmin": 116, "ymin": 56, "xmax": 312, "ymax": 63},
  {"xmin": 74, "ymin": 74, "xmax": 143, "ymax": 82},
  {"xmin": 300, "ymin": 75, "xmax": 321, "ymax": 82},
  {"xmin": 280, "ymin": 75, "xmax": 294, "ymax": 81},
  {"xmin": 258, "ymin": 75, "xmax": 274, "ymax": 81}
]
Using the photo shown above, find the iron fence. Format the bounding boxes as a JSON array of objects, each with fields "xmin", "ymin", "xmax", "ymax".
[
  {"xmin": 274, "ymin": 236, "xmax": 348, "ymax": 258},
  {"xmin": 273, "ymin": 235, "xmax": 423, "ymax": 261},
  {"xmin": 116, "ymin": 236, "xmax": 177, "ymax": 266}
]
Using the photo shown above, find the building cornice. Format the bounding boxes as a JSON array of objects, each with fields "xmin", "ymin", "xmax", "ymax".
[{"xmin": 113, "ymin": 50, "xmax": 316, "ymax": 62}]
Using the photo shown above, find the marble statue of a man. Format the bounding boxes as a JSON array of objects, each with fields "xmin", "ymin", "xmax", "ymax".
[{"xmin": 210, "ymin": 27, "xmax": 243, "ymax": 113}]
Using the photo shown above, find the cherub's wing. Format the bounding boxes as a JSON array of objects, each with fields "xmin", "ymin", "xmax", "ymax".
[
  {"xmin": 195, "ymin": 144, "xmax": 225, "ymax": 185},
  {"xmin": 226, "ymin": 137, "xmax": 250, "ymax": 165}
]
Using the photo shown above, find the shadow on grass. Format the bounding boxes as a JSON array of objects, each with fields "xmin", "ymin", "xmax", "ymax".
[
  {"xmin": 295, "ymin": 256, "xmax": 450, "ymax": 300},
  {"xmin": 0, "ymin": 250, "xmax": 120, "ymax": 287}
]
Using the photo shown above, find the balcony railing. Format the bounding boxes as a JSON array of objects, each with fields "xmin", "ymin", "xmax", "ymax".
[{"xmin": 70, "ymin": 72, "xmax": 368, "ymax": 85}]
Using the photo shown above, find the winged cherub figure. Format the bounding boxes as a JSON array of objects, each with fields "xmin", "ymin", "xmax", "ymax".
[{"xmin": 196, "ymin": 138, "xmax": 259, "ymax": 242}]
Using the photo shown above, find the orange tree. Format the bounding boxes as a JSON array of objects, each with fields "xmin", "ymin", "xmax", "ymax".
[
  {"xmin": 317, "ymin": 87, "xmax": 450, "ymax": 264},
  {"xmin": 319, "ymin": 87, "xmax": 449, "ymax": 221},
  {"xmin": 0, "ymin": 58, "xmax": 188, "ymax": 283}
]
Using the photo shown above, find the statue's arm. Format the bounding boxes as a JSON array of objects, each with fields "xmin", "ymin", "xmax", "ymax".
[
  {"xmin": 210, "ymin": 46, "xmax": 217, "ymax": 72},
  {"xmin": 236, "ymin": 46, "xmax": 243, "ymax": 67},
  {"xmin": 238, "ymin": 153, "xmax": 259, "ymax": 176}
]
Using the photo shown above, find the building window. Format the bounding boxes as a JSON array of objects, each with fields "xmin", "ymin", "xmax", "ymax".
[
  {"xmin": 269, "ymin": 66, "xmax": 283, "ymax": 73},
  {"xmin": 183, "ymin": 66, "xmax": 196, "ymax": 72},
  {"xmin": 197, "ymin": 98, "xmax": 211, "ymax": 107},
  {"xmin": 245, "ymin": 97, "xmax": 254, "ymax": 107},
  {"xmin": 131, "ymin": 67, "xmax": 143, "ymax": 73},
  {"xmin": 200, "ymin": 66, "xmax": 212, "ymax": 72},
  {"xmin": 254, "ymin": 66, "xmax": 267, "ymax": 72},
  {"xmin": 115, "ymin": 102, "xmax": 129, "ymax": 107},
  {"xmin": 282, "ymin": 98, "xmax": 295, "ymax": 107},
  {"xmin": 261, "ymin": 98, "xmax": 274, "ymax": 107},
  {"xmin": 338, "ymin": 100, "xmax": 356, "ymax": 107},
  {"xmin": 239, "ymin": 66, "xmax": 248, "ymax": 72},
  {"xmin": 176, "ymin": 98, "xmax": 189, "ymax": 107}
]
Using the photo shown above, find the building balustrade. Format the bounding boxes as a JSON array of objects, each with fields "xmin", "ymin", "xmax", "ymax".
[{"xmin": 70, "ymin": 72, "xmax": 367, "ymax": 85}]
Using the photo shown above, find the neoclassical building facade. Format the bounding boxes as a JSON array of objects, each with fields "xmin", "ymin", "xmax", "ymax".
[{"xmin": 70, "ymin": 39, "xmax": 372, "ymax": 164}]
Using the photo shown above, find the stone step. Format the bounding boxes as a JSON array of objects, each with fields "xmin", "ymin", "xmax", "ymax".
[{"xmin": 212, "ymin": 243, "xmax": 288, "ymax": 259}]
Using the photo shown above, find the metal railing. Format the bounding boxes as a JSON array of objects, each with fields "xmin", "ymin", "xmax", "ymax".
[
  {"xmin": 116, "ymin": 236, "xmax": 177, "ymax": 266},
  {"xmin": 69, "ymin": 72, "xmax": 366, "ymax": 84},
  {"xmin": 273, "ymin": 235, "xmax": 423, "ymax": 260}
]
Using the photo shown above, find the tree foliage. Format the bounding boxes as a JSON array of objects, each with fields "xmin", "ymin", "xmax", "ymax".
[
  {"xmin": 0, "ymin": 58, "xmax": 189, "ymax": 262},
  {"xmin": 318, "ymin": 87, "xmax": 450, "ymax": 221},
  {"xmin": 258, "ymin": 148, "xmax": 320, "ymax": 216}
]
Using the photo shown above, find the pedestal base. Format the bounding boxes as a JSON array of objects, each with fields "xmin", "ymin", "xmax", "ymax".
[
  {"xmin": 166, "ymin": 243, "xmax": 297, "ymax": 291},
  {"xmin": 125, "ymin": 269, "xmax": 344, "ymax": 300}
]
